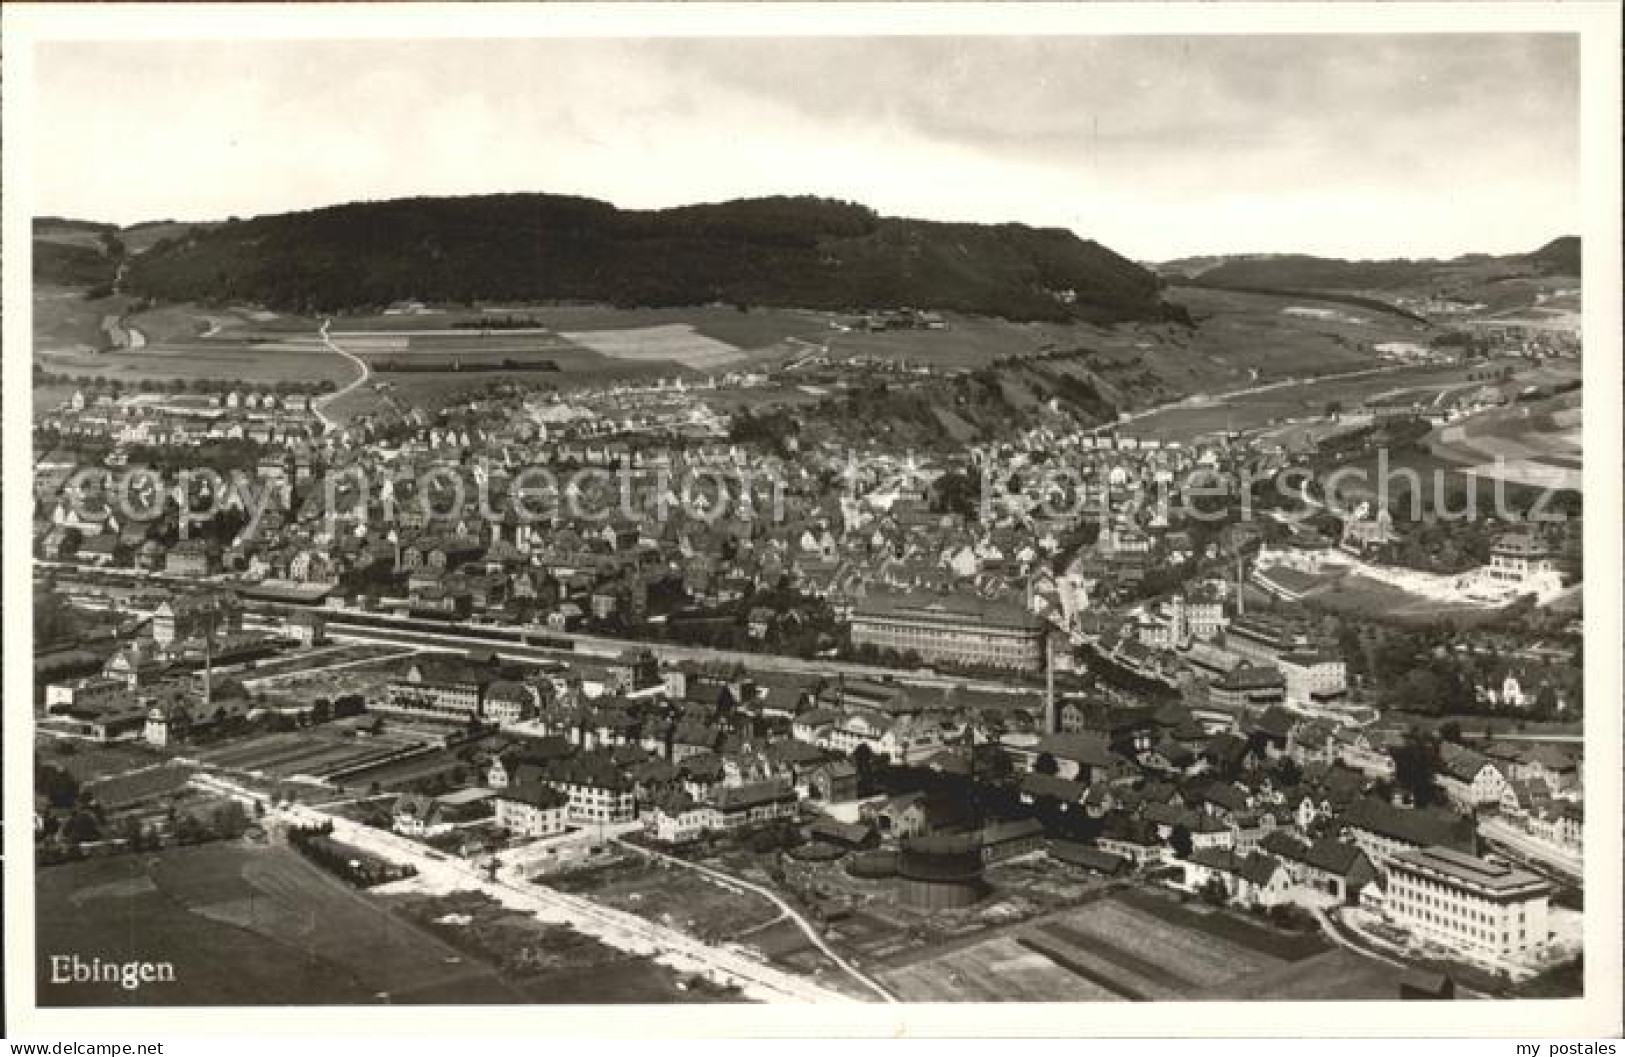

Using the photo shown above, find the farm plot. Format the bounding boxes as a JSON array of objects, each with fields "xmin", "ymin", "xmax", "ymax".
[
  {"xmin": 880, "ymin": 935, "xmax": 1124, "ymax": 1002},
  {"xmin": 37, "ymin": 339, "xmax": 354, "ymax": 389},
  {"xmin": 1462, "ymin": 459, "xmax": 1582, "ymax": 492},
  {"xmin": 384, "ymin": 888, "xmax": 736, "ymax": 1003},
  {"xmin": 1112, "ymin": 888, "xmax": 1331, "ymax": 962},
  {"xmin": 550, "ymin": 856, "xmax": 781, "ymax": 943},
  {"xmin": 1019, "ymin": 923, "xmax": 1188, "ymax": 1001},
  {"xmin": 1049, "ymin": 897, "xmax": 1281, "ymax": 990},
  {"xmin": 190, "ymin": 730, "xmax": 427, "ymax": 781},
  {"xmin": 337, "ymin": 748, "xmax": 466, "ymax": 791},
  {"xmin": 560, "ymin": 324, "xmax": 746, "ymax": 371},
  {"xmin": 38, "ymin": 843, "xmax": 520, "ymax": 1006},
  {"xmin": 1196, "ymin": 947, "xmax": 1402, "ymax": 1000},
  {"xmin": 38, "ymin": 741, "xmax": 162, "ymax": 784},
  {"xmin": 84, "ymin": 763, "xmax": 196, "ymax": 808}
]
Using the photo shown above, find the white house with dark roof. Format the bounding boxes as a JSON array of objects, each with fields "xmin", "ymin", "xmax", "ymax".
[{"xmin": 493, "ymin": 782, "xmax": 571, "ymax": 838}]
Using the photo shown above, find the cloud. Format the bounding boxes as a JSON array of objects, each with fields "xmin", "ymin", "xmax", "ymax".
[{"xmin": 31, "ymin": 34, "xmax": 1578, "ymax": 260}]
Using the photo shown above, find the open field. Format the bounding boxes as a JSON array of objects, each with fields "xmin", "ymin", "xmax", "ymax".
[
  {"xmin": 37, "ymin": 341, "xmax": 354, "ymax": 389},
  {"xmin": 882, "ymin": 935, "xmax": 1123, "ymax": 1002},
  {"xmin": 1425, "ymin": 388, "xmax": 1583, "ymax": 491},
  {"xmin": 875, "ymin": 889, "xmax": 1362, "ymax": 1003},
  {"xmin": 1194, "ymin": 947, "xmax": 1407, "ymax": 1000},
  {"xmin": 84, "ymin": 763, "xmax": 197, "ymax": 808},
  {"xmin": 120, "ymin": 221, "xmax": 220, "ymax": 256},
  {"xmin": 821, "ymin": 314, "xmax": 1108, "ymax": 371},
  {"xmin": 511, "ymin": 305, "xmax": 834, "ymax": 350},
  {"xmin": 188, "ymin": 725, "xmax": 433, "ymax": 783},
  {"xmin": 37, "ymin": 843, "xmax": 522, "ymax": 1005},
  {"xmin": 33, "ymin": 290, "xmax": 354, "ymax": 394},
  {"xmin": 33, "ymin": 287, "xmax": 133, "ymax": 352},
  {"xmin": 1324, "ymin": 442, "xmax": 1579, "ymax": 522},
  {"xmin": 315, "ymin": 304, "xmax": 835, "ymax": 350},
  {"xmin": 384, "ymin": 888, "xmax": 738, "ymax": 1003},
  {"xmin": 37, "ymin": 740, "xmax": 164, "ymax": 785},
  {"xmin": 551, "ymin": 855, "xmax": 783, "ymax": 942},
  {"xmin": 560, "ymin": 324, "xmax": 747, "ymax": 371},
  {"xmin": 1260, "ymin": 565, "xmax": 1516, "ymax": 627},
  {"xmin": 335, "ymin": 749, "xmax": 466, "ymax": 792},
  {"xmin": 1167, "ymin": 286, "xmax": 1435, "ymax": 373},
  {"xmin": 1119, "ymin": 364, "xmax": 1470, "ymax": 443}
]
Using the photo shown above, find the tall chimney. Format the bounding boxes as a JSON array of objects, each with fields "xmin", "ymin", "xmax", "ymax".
[
  {"xmin": 1235, "ymin": 551, "xmax": 1246, "ymax": 617},
  {"xmin": 202, "ymin": 608, "xmax": 213, "ymax": 711},
  {"xmin": 1044, "ymin": 633, "xmax": 1056, "ymax": 734}
]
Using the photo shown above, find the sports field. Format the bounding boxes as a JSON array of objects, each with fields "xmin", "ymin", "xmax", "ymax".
[{"xmin": 189, "ymin": 726, "xmax": 432, "ymax": 783}]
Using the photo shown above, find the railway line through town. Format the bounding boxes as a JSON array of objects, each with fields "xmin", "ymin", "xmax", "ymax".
[{"xmin": 42, "ymin": 560, "xmax": 1042, "ymax": 697}]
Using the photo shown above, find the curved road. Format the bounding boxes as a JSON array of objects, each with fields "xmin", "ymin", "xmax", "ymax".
[
  {"xmin": 613, "ymin": 836, "xmax": 899, "ymax": 1003},
  {"xmin": 313, "ymin": 318, "xmax": 372, "ymax": 430}
]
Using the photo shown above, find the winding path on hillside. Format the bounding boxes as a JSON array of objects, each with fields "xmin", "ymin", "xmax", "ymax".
[{"xmin": 312, "ymin": 318, "xmax": 372, "ymax": 430}]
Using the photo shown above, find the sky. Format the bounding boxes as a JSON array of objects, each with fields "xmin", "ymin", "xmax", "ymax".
[{"xmin": 32, "ymin": 34, "xmax": 1579, "ymax": 261}]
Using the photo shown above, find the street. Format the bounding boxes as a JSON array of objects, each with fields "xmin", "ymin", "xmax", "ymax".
[{"xmin": 190, "ymin": 771, "xmax": 865, "ymax": 1004}]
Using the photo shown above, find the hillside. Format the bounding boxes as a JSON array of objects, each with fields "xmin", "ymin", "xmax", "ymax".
[
  {"xmin": 33, "ymin": 218, "xmax": 124, "ymax": 288},
  {"xmin": 733, "ymin": 347, "xmax": 1129, "ymax": 453},
  {"xmin": 105, "ymin": 194, "xmax": 1169, "ymax": 324},
  {"xmin": 1525, "ymin": 236, "xmax": 1579, "ymax": 275},
  {"xmin": 1160, "ymin": 239, "xmax": 1580, "ymax": 292}
]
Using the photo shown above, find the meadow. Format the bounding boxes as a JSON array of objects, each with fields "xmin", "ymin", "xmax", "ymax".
[
  {"xmin": 37, "ymin": 843, "xmax": 517, "ymax": 1005},
  {"xmin": 1119, "ymin": 364, "xmax": 1474, "ymax": 444},
  {"xmin": 873, "ymin": 889, "xmax": 1358, "ymax": 1003},
  {"xmin": 37, "ymin": 842, "xmax": 720, "ymax": 1006}
]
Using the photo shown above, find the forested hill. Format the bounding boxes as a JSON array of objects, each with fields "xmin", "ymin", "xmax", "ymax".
[
  {"xmin": 115, "ymin": 194, "xmax": 1170, "ymax": 323},
  {"xmin": 1163, "ymin": 238, "xmax": 1580, "ymax": 292}
]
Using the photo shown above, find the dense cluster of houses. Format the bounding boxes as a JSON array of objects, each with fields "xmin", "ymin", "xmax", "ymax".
[{"xmin": 311, "ymin": 641, "xmax": 1580, "ymax": 962}]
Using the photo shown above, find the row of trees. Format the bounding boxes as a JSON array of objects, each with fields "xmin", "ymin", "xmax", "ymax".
[
  {"xmin": 287, "ymin": 822, "xmax": 415, "ymax": 888},
  {"xmin": 34, "ymin": 366, "xmax": 338, "ymax": 397}
]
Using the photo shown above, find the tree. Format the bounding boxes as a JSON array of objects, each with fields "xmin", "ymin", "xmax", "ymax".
[
  {"xmin": 1169, "ymin": 823, "xmax": 1194, "ymax": 860},
  {"xmin": 1390, "ymin": 727, "xmax": 1443, "ymax": 807},
  {"xmin": 36, "ymin": 762, "xmax": 80, "ymax": 810},
  {"xmin": 1033, "ymin": 752, "xmax": 1060, "ymax": 777},
  {"xmin": 1389, "ymin": 667, "xmax": 1447, "ymax": 716},
  {"xmin": 212, "ymin": 801, "xmax": 250, "ymax": 840},
  {"xmin": 1271, "ymin": 757, "xmax": 1303, "ymax": 789},
  {"xmin": 851, "ymin": 742, "xmax": 875, "ymax": 781},
  {"xmin": 1199, "ymin": 874, "xmax": 1230, "ymax": 907},
  {"xmin": 1439, "ymin": 720, "xmax": 1463, "ymax": 744},
  {"xmin": 63, "ymin": 810, "xmax": 102, "ymax": 844}
]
